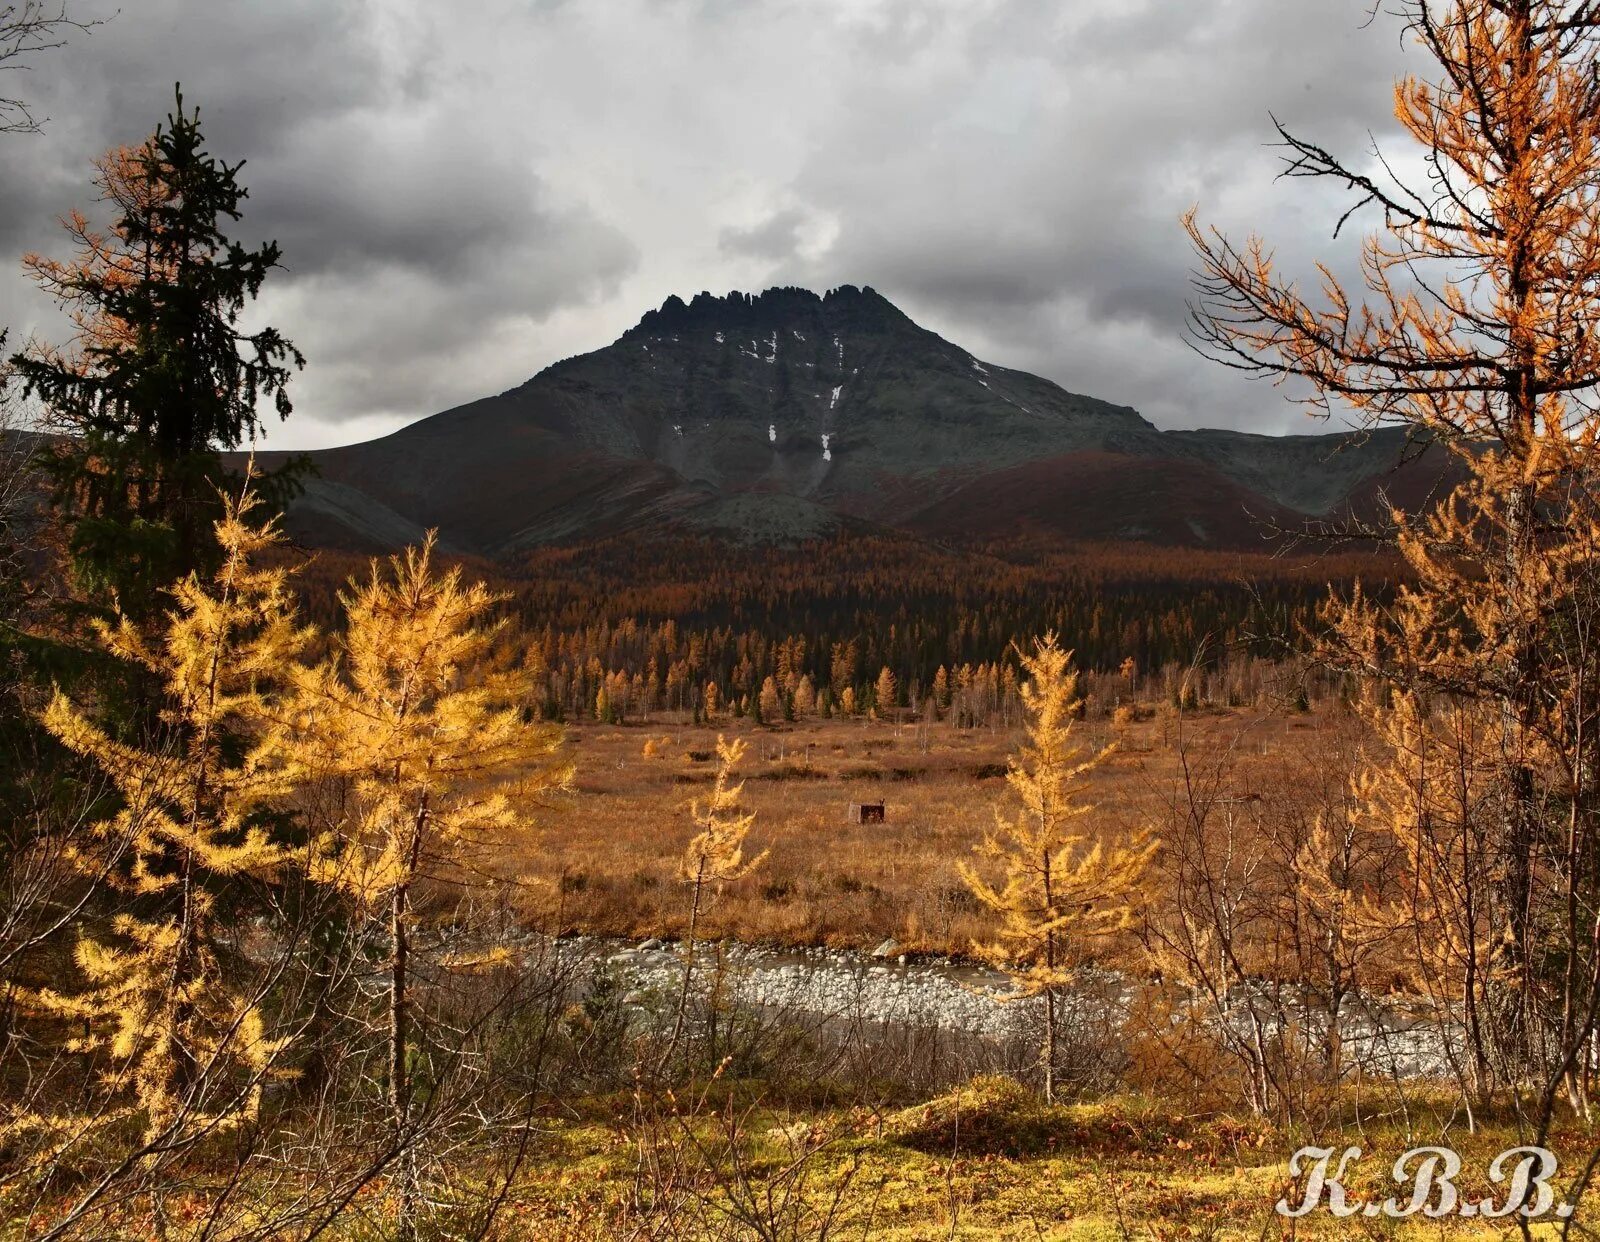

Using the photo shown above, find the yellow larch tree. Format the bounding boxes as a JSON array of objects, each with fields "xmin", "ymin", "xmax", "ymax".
[
  {"xmin": 286, "ymin": 533, "xmax": 568, "ymax": 1241},
  {"xmin": 959, "ymin": 635, "xmax": 1156, "ymax": 1103},
  {"xmin": 758, "ymin": 674, "xmax": 782, "ymax": 724},
  {"xmin": 1345, "ymin": 687, "xmax": 1510, "ymax": 1103},
  {"xmin": 1186, "ymin": 0, "xmax": 1600, "ymax": 1103},
  {"xmin": 792, "ymin": 673, "xmax": 816, "ymax": 718},
  {"xmin": 1288, "ymin": 792, "xmax": 1407, "ymax": 1082},
  {"xmin": 874, "ymin": 666, "xmax": 897, "ymax": 720},
  {"xmin": 664, "ymin": 733, "xmax": 768, "ymax": 1066},
  {"xmin": 29, "ymin": 487, "xmax": 307, "ymax": 1142}
]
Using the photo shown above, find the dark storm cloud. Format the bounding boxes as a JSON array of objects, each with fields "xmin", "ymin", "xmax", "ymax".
[
  {"xmin": 0, "ymin": 0, "xmax": 638, "ymax": 446},
  {"xmin": 0, "ymin": 0, "xmax": 1428, "ymax": 446},
  {"xmin": 0, "ymin": 0, "xmax": 383, "ymax": 255}
]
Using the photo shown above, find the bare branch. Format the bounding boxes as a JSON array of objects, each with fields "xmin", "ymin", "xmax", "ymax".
[{"xmin": 0, "ymin": 2, "xmax": 102, "ymax": 135}]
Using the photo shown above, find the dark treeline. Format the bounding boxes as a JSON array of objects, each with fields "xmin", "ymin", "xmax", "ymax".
[{"xmin": 291, "ymin": 532, "xmax": 1390, "ymax": 723}]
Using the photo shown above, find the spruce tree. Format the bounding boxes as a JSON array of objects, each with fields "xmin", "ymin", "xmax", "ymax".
[{"xmin": 14, "ymin": 87, "xmax": 303, "ymax": 617}]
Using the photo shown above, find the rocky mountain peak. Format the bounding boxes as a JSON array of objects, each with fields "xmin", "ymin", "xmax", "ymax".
[{"xmin": 268, "ymin": 284, "xmax": 1429, "ymax": 555}]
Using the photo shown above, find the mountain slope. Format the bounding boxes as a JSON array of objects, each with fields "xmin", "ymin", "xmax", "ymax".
[{"xmin": 269, "ymin": 285, "xmax": 1431, "ymax": 555}]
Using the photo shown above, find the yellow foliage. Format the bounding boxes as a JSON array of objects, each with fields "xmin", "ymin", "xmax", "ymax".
[
  {"xmin": 874, "ymin": 666, "xmax": 897, "ymax": 715},
  {"xmin": 33, "ymin": 488, "xmax": 304, "ymax": 1139},
  {"xmin": 960, "ymin": 636, "xmax": 1156, "ymax": 993},
  {"xmin": 283, "ymin": 531, "xmax": 571, "ymax": 1222},
  {"xmin": 1347, "ymin": 690, "xmax": 1506, "ymax": 1002},
  {"xmin": 959, "ymin": 635, "xmax": 1156, "ymax": 1100},
  {"xmin": 289, "ymin": 533, "xmax": 570, "ymax": 907},
  {"xmin": 682, "ymin": 734, "xmax": 767, "ymax": 888},
  {"xmin": 758, "ymin": 675, "xmax": 781, "ymax": 723},
  {"xmin": 663, "ymin": 734, "xmax": 768, "ymax": 1062},
  {"xmin": 1185, "ymin": 1, "xmax": 1600, "ymax": 1098}
]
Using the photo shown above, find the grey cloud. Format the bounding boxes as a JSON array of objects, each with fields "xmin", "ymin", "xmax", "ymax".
[
  {"xmin": 31, "ymin": 0, "xmax": 387, "ymax": 159},
  {"xmin": 0, "ymin": 0, "xmax": 1436, "ymax": 447},
  {"xmin": 0, "ymin": 0, "xmax": 641, "ymax": 446},
  {"xmin": 718, "ymin": 208, "xmax": 808, "ymax": 262},
  {"xmin": 754, "ymin": 0, "xmax": 1414, "ymax": 433},
  {"xmin": 252, "ymin": 122, "xmax": 602, "ymax": 283}
]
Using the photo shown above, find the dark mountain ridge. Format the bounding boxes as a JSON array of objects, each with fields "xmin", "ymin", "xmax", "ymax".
[{"xmin": 269, "ymin": 285, "xmax": 1437, "ymax": 556}]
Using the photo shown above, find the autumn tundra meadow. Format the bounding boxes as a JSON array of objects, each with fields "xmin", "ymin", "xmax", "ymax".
[{"xmin": 5, "ymin": 1, "xmax": 1600, "ymax": 1238}]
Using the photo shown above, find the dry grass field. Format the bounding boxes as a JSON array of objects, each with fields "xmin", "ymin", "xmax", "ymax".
[{"xmin": 508, "ymin": 700, "xmax": 1344, "ymax": 957}]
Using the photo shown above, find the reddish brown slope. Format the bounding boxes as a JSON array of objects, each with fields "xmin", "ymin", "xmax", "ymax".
[{"xmin": 903, "ymin": 451, "xmax": 1310, "ymax": 549}]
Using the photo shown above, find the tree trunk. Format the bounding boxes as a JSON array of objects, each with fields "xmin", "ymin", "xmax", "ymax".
[
  {"xmin": 160, "ymin": 844, "xmax": 201, "ymax": 1132},
  {"xmin": 1043, "ymin": 976, "xmax": 1058, "ymax": 1106},
  {"xmin": 391, "ymin": 796, "xmax": 428, "ymax": 1242},
  {"xmin": 1042, "ymin": 832, "xmax": 1057, "ymax": 1106},
  {"xmin": 391, "ymin": 877, "xmax": 416, "ymax": 1242},
  {"xmin": 662, "ymin": 861, "xmax": 706, "ymax": 1073},
  {"xmin": 1494, "ymin": 0, "xmax": 1541, "ymax": 1081}
]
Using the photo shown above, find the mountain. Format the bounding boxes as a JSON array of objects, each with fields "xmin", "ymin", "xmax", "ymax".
[{"xmin": 268, "ymin": 285, "xmax": 1440, "ymax": 555}]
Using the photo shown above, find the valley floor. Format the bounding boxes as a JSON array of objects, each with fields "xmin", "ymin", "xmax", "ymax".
[
  {"xmin": 510, "ymin": 702, "xmax": 1340, "ymax": 958},
  {"xmin": 467, "ymin": 706, "xmax": 1590, "ymax": 1238},
  {"xmin": 16, "ymin": 705, "xmax": 1581, "ymax": 1239}
]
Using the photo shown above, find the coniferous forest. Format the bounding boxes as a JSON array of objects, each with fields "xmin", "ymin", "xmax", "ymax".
[{"xmin": 290, "ymin": 533, "xmax": 1386, "ymax": 727}]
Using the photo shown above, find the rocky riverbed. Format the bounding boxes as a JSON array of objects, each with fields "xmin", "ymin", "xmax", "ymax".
[{"xmin": 540, "ymin": 935, "xmax": 1457, "ymax": 1081}]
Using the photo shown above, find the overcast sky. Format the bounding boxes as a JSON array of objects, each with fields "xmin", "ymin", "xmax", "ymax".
[{"xmin": 0, "ymin": 0, "xmax": 1418, "ymax": 450}]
